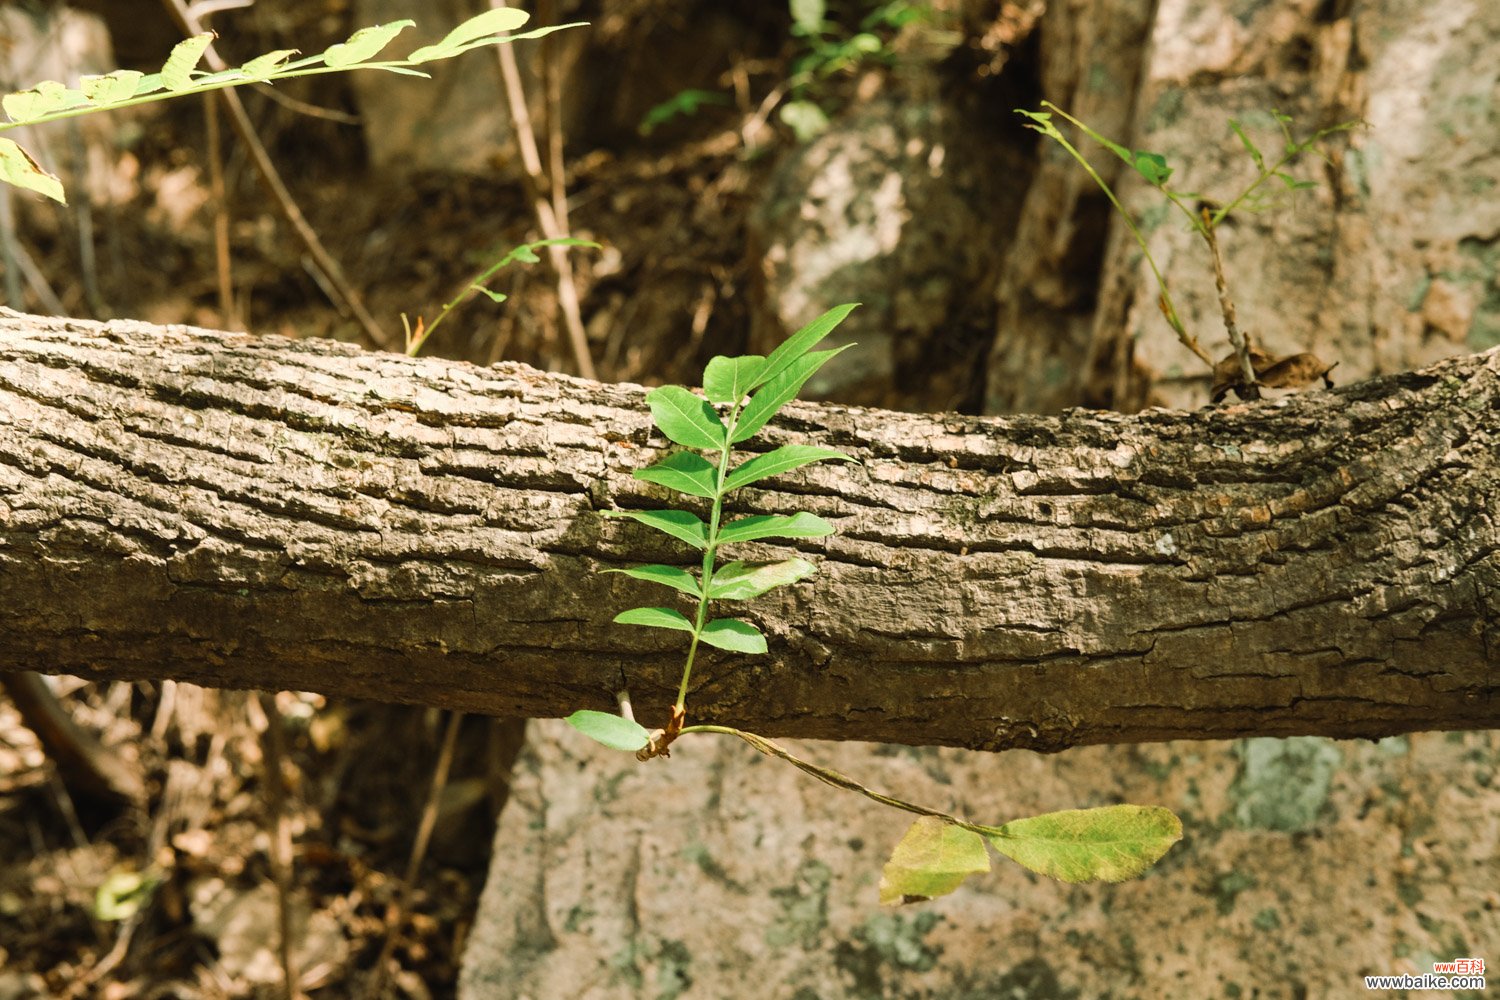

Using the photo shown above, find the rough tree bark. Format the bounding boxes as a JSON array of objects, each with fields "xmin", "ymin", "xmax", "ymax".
[{"xmin": 1, "ymin": 310, "xmax": 1495, "ymax": 751}]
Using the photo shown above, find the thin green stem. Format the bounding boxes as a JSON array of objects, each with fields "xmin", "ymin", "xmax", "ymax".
[
  {"xmin": 680, "ymin": 725, "xmax": 1007, "ymax": 837},
  {"xmin": 675, "ymin": 404, "xmax": 742, "ymax": 710}
]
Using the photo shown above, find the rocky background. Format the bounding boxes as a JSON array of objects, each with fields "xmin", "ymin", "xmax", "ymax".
[{"xmin": 0, "ymin": 0, "xmax": 1495, "ymax": 997}]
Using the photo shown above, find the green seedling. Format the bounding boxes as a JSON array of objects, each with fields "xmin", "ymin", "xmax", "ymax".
[
  {"xmin": 569, "ymin": 303, "xmax": 1182, "ymax": 903},
  {"xmin": 0, "ymin": 9, "xmax": 584, "ymax": 204}
]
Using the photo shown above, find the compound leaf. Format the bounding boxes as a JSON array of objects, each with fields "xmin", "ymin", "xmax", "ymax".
[
  {"xmin": 698, "ymin": 618, "xmax": 767, "ymax": 654},
  {"xmin": 732, "ymin": 346, "xmax": 849, "ymax": 444},
  {"xmin": 613, "ymin": 606, "xmax": 694, "ymax": 633},
  {"xmin": 705, "ymin": 559, "xmax": 816, "ymax": 600},
  {"xmin": 633, "ymin": 451, "xmax": 719, "ymax": 499},
  {"xmin": 647, "ymin": 385, "xmax": 727, "ymax": 450},
  {"xmin": 703, "ymin": 355, "xmax": 767, "ymax": 405},
  {"xmin": 602, "ymin": 564, "xmax": 701, "ymax": 598},
  {"xmin": 564, "ymin": 710, "xmax": 650, "ymax": 753},
  {"xmin": 716, "ymin": 511, "xmax": 833, "ymax": 546},
  {"xmin": 602, "ymin": 509, "xmax": 708, "ymax": 549},
  {"xmin": 879, "ymin": 817, "xmax": 991, "ymax": 906},
  {"xmin": 986, "ymin": 805, "xmax": 1182, "ymax": 884},
  {"xmin": 723, "ymin": 445, "xmax": 853, "ymax": 492}
]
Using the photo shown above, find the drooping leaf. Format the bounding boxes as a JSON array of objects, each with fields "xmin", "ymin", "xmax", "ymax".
[
  {"xmin": 601, "ymin": 509, "xmax": 708, "ymax": 549},
  {"xmin": 753, "ymin": 303, "xmax": 858, "ymax": 392},
  {"xmin": 702, "ymin": 355, "xmax": 767, "ymax": 405},
  {"xmin": 647, "ymin": 385, "xmax": 727, "ymax": 451},
  {"xmin": 613, "ymin": 606, "xmax": 695, "ymax": 633},
  {"xmin": 322, "ymin": 22, "xmax": 414, "ymax": 68},
  {"xmin": 162, "ymin": 34, "xmax": 214, "ymax": 91},
  {"xmin": 633, "ymin": 451, "xmax": 720, "ymax": 499},
  {"xmin": 406, "ymin": 7, "xmax": 530, "ymax": 62},
  {"xmin": 705, "ymin": 559, "xmax": 816, "ymax": 600},
  {"xmin": 602, "ymin": 564, "xmax": 701, "ymax": 598},
  {"xmin": 716, "ymin": 511, "xmax": 834, "ymax": 546},
  {"xmin": 723, "ymin": 445, "xmax": 853, "ymax": 492},
  {"xmin": 564, "ymin": 710, "xmax": 650, "ymax": 752},
  {"xmin": 985, "ymin": 805, "xmax": 1182, "ymax": 884},
  {"xmin": 79, "ymin": 70, "xmax": 145, "ymax": 105},
  {"xmin": 0, "ymin": 138, "xmax": 63, "ymax": 203},
  {"xmin": 879, "ymin": 817, "xmax": 990, "ymax": 905},
  {"xmin": 698, "ymin": 618, "xmax": 767, "ymax": 654},
  {"xmin": 732, "ymin": 346, "xmax": 850, "ymax": 444}
]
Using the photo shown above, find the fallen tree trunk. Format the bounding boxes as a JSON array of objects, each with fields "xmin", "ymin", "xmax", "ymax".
[{"xmin": 0, "ymin": 310, "xmax": 1495, "ymax": 751}]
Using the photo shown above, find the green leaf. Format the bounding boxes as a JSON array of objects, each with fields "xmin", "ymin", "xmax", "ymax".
[
  {"xmin": 879, "ymin": 817, "xmax": 990, "ymax": 905},
  {"xmin": 323, "ymin": 22, "xmax": 413, "ymax": 68},
  {"xmin": 754, "ymin": 303, "xmax": 858, "ymax": 392},
  {"xmin": 564, "ymin": 710, "xmax": 650, "ymax": 753},
  {"xmin": 406, "ymin": 7, "xmax": 530, "ymax": 63},
  {"xmin": 633, "ymin": 451, "xmax": 719, "ymax": 500},
  {"xmin": 1131, "ymin": 150, "xmax": 1172, "ymax": 186},
  {"xmin": 790, "ymin": 0, "xmax": 826, "ymax": 35},
  {"xmin": 94, "ymin": 868, "xmax": 161, "ymax": 922},
  {"xmin": 698, "ymin": 618, "xmax": 767, "ymax": 654},
  {"xmin": 240, "ymin": 49, "xmax": 300, "ymax": 80},
  {"xmin": 2, "ymin": 80, "xmax": 88, "ymax": 123},
  {"xmin": 732, "ymin": 346, "xmax": 850, "ymax": 444},
  {"xmin": 779, "ymin": 100, "xmax": 830, "ymax": 142},
  {"xmin": 79, "ymin": 70, "xmax": 145, "ymax": 105},
  {"xmin": 1228, "ymin": 119, "xmax": 1265, "ymax": 171},
  {"xmin": 716, "ymin": 511, "xmax": 834, "ymax": 546},
  {"xmin": 613, "ymin": 606, "xmax": 695, "ymax": 633},
  {"xmin": 705, "ymin": 558, "xmax": 816, "ymax": 600},
  {"xmin": 0, "ymin": 138, "xmax": 64, "ymax": 203},
  {"xmin": 646, "ymin": 385, "xmax": 727, "ymax": 450},
  {"xmin": 723, "ymin": 445, "xmax": 853, "ymax": 492},
  {"xmin": 702, "ymin": 355, "xmax": 767, "ymax": 405},
  {"xmin": 602, "ymin": 564, "xmax": 701, "ymax": 598},
  {"xmin": 602, "ymin": 509, "xmax": 708, "ymax": 549},
  {"xmin": 162, "ymin": 34, "xmax": 214, "ymax": 91},
  {"xmin": 986, "ymin": 805, "xmax": 1182, "ymax": 884}
]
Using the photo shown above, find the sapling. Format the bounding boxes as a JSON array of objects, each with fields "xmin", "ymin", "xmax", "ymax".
[{"xmin": 568, "ymin": 303, "xmax": 1182, "ymax": 903}]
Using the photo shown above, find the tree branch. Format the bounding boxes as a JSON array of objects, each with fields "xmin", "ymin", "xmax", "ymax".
[{"xmin": 1, "ymin": 310, "xmax": 1495, "ymax": 751}]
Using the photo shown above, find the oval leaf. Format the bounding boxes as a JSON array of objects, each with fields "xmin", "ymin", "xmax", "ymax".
[
  {"xmin": 162, "ymin": 34, "xmax": 213, "ymax": 91},
  {"xmin": 732, "ymin": 346, "xmax": 850, "ymax": 444},
  {"xmin": 879, "ymin": 817, "xmax": 990, "ymax": 906},
  {"xmin": 753, "ymin": 303, "xmax": 858, "ymax": 392},
  {"xmin": 602, "ymin": 509, "xmax": 707, "ymax": 549},
  {"xmin": 633, "ymin": 451, "xmax": 719, "ymax": 500},
  {"xmin": 702, "ymin": 355, "xmax": 767, "ymax": 405},
  {"xmin": 79, "ymin": 70, "xmax": 145, "ymax": 105},
  {"xmin": 0, "ymin": 138, "xmax": 64, "ymax": 203},
  {"xmin": 564, "ymin": 710, "xmax": 650, "ymax": 753},
  {"xmin": 323, "ymin": 21, "xmax": 413, "ymax": 68},
  {"xmin": 716, "ymin": 512, "xmax": 833, "ymax": 546},
  {"xmin": 240, "ymin": 49, "xmax": 300, "ymax": 80},
  {"xmin": 647, "ymin": 385, "xmax": 726, "ymax": 451},
  {"xmin": 602, "ymin": 564, "xmax": 700, "ymax": 598},
  {"xmin": 406, "ymin": 7, "xmax": 530, "ymax": 62},
  {"xmin": 613, "ymin": 606, "xmax": 694, "ymax": 633},
  {"xmin": 705, "ymin": 559, "xmax": 816, "ymax": 600},
  {"xmin": 698, "ymin": 618, "xmax": 767, "ymax": 654},
  {"xmin": 723, "ymin": 445, "xmax": 853, "ymax": 492},
  {"xmin": 986, "ymin": 805, "xmax": 1183, "ymax": 884}
]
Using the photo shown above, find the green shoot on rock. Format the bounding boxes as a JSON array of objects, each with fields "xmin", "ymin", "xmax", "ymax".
[
  {"xmin": 0, "ymin": 9, "xmax": 584, "ymax": 204},
  {"xmin": 567, "ymin": 303, "xmax": 1182, "ymax": 903}
]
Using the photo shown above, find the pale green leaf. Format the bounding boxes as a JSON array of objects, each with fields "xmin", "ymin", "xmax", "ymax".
[
  {"xmin": 716, "ymin": 511, "xmax": 833, "ymax": 546},
  {"xmin": 602, "ymin": 564, "xmax": 701, "ymax": 598},
  {"xmin": 705, "ymin": 559, "xmax": 815, "ymax": 600},
  {"xmin": 633, "ymin": 451, "xmax": 719, "ymax": 499},
  {"xmin": 879, "ymin": 817, "xmax": 990, "ymax": 905},
  {"xmin": 602, "ymin": 509, "xmax": 708, "ymax": 549},
  {"xmin": 240, "ymin": 49, "xmax": 300, "ymax": 79},
  {"xmin": 406, "ymin": 7, "xmax": 530, "ymax": 62},
  {"xmin": 986, "ymin": 805, "xmax": 1183, "ymax": 884},
  {"xmin": 323, "ymin": 21, "xmax": 414, "ymax": 68},
  {"xmin": 702, "ymin": 355, "xmax": 767, "ymax": 405},
  {"xmin": 723, "ymin": 445, "xmax": 853, "ymax": 492},
  {"xmin": 698, "ymin": 618, "xmax": 767, "ymax": 654},
  {"xmin": 162, "ymin": 34, "xmax": 214, "ymax": 91},
  {"xmin": 647, "ymin": 385, "xmax": 727, "ymax": 451},
  {"xmin": 614, "ymin": 606, "xmax": 694, "ymax": 633},
  {"xmin": 94, "ymin": 869, "xmax": 161, "ymax": 922},
  {"xmin": 790, "ymin": 0, "xmax": 826, "ymax": 34},
  {"xmin": 79, "ymin": 70, "xmax": 144, "ymax": 105},
  {"xmin": 732, "ymin": 346, "xmax": 850, "ymax": 444},
  {"xmin": 2, "ymin": 80, "xmax": 87, "ymax": 123},
  {"xmin": 779, "ymin": 100, "xmax": 829, "ymax": 141},
  {"xmin": 564, "ymin": 710, "xmax": 650, "ymax": 752},
  {"xmin": 0, "ymin": 138, "xmax": 64, "ymax": 203}
]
